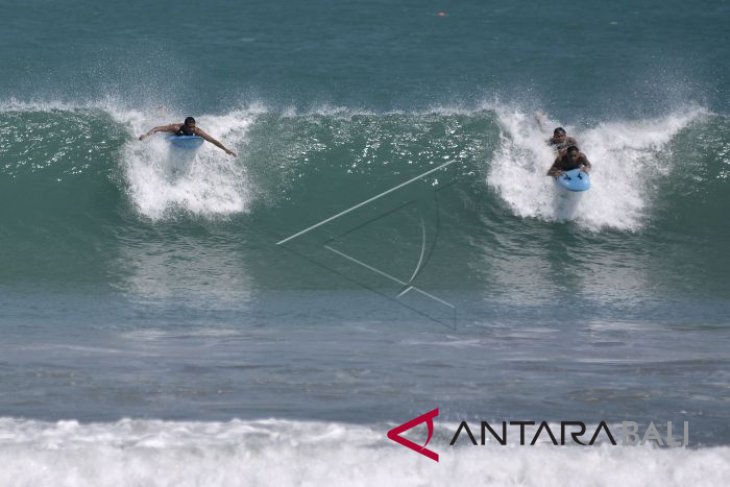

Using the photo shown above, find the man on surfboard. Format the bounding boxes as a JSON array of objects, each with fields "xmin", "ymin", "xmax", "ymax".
[
  {"xmin": 547, "ymin": 145, "xmax": 591, "ymax": 178},
  {"xmin": 138, "ymin": 117, "xmax": 237, "ymax": 156}
]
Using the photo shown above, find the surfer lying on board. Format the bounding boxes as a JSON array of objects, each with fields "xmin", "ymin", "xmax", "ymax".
[
  {"xmin": 547, "ymin": 145, "xmax": 591, "ymax": 178},
  {"xmin": 138, "ymin": 117, "xmax": 237, "ymax": 156}
]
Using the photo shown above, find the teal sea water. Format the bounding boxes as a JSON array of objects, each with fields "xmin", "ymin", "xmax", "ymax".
[{"xmin": 1, "ymin": 1, "xmax": 729, "ymax": 485}]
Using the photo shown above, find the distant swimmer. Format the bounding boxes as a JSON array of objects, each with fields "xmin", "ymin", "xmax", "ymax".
[
  {"xmin": 534, "ymin": 113, "xmax": 578, "ymax": 155},
  {"xmin": 547, "ymin": 145, "xmax": 591, "ymax": 178},
  {"xmin": 547, "ymin": 127, "xmax": 578, "ymax": 154},
  {"xmin": 138, "ymin": 117, "xmax": 237, "ymax": 156}
]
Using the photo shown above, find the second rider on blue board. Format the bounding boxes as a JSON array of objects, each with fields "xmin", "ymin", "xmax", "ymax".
[{"xmin": 138, "ymin": 117, "xmax": 237, "ymax": 156}]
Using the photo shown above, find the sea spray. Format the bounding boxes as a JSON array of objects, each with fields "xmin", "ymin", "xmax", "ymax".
[
  {"xmin": 487, "ymin": 106, "xmax": 707, "ymax": 231},
  {"xmin": 121, "ymin": 110, "xmax": 255, "ymax": 220}
]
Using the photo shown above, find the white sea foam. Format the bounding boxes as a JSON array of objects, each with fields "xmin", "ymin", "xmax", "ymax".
[
  {"xmin": 0, "ymin": 98, "xmax": 256, "ymax": 221},
  {"xmin": 0, "ymin": 418, "xmax": 727, "ymax": 487},
  {"xmin": 0, "ymin": 97, "xmax": 709, "ymax": 227},
  {"xmin": 487, "ymin": 106, "xmax": 706, "ymax": 231},
  {"xmin": 120, "ymin": 109, "xmax": 255, "ymax": 221}
]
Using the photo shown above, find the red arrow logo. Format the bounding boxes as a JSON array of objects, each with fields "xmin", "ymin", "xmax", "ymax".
[{"xmin": 387, "ymin": 408, "xmax": 439, "ymax": 462}]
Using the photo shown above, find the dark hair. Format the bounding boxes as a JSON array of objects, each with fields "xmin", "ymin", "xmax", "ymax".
[
  {"xmin": 184, "ymin": 117, "xmax": 196, "ymax": 125},
  {"xmin": 553, "ymin": 127, "xmax": 566, "ymax": 136},
  {"xmin": 566, "ymin": 145, "xmax": 580, "ymax": 153}
]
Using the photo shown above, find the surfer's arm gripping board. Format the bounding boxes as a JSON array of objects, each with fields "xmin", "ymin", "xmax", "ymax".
[
  {"xmin": 547, "ymin": 154, "xmax": 591, "ymax": 178},
  {"xmin": 547, "ymin": 168, "xmax": 562, "ymax": 178},
  {"xmin": 578, "ymin": 155, "xmax": 591, "ymax": 173},
  {"xmin": 547, "ymin": 157, "xmax": 565, "ymax": 178}
]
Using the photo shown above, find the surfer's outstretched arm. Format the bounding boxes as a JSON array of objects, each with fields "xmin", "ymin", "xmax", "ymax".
[
  {"xmin": 195, "ymin": 128, "xmax": 237, "ymax": 157},
  {"xmin": 138, "ymin": 124, "xmax": 179, "ymax": 140}
]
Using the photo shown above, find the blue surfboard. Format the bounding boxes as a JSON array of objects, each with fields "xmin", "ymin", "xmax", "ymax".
[
  {"xmin": 555, "ymin": 169, "xmax": 591, "ymax": 192},
  {"xmin": 166, "ymin": 135, "xmax": 204, "ymax": 150}
]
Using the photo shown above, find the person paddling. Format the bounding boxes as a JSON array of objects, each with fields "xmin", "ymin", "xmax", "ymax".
[
  {"xmin": 139, "ymin": 117, "xmax": 237, "ymax": 156},
  {"xmin": 547, "ymin": 145, "xmax": 591, "ymax": 178}
]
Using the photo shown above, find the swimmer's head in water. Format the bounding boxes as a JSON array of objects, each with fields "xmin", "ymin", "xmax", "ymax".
[{"xmin": 553, "ymin": 127, "xmax": 567, "ymax": 141}]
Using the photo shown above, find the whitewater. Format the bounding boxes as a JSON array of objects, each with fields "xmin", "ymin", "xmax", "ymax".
[
  {"xmin": 1, "ymin": 99, "xmax": 729, "ymax": 487},
  {"xmin": 1, "ymin": 418, "xmax": 729, "ymax": 487}
]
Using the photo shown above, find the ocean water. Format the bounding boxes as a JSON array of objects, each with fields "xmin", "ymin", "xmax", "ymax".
[{"xmin": 1, "ymin": 1, "xmax": 729, "ymax": 485}]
